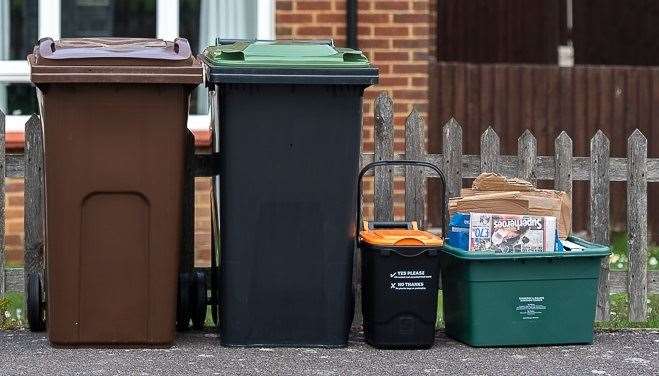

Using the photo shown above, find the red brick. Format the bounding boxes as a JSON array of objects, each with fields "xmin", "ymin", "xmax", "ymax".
[
  {"xmin": 358, "ymin": 39, "xmax": 391, "ymax": 49},
  {"xmin": 277, "ymin": 13, "xmax": 313, "ymax": 23},
  {"xmin": 393, "ymin": 39, "xmax": 431, "ymax": 48},
  {"xmin": 360, "ymin": 13, "xmax": 391, "ymax": 23},
  {"xmin": 374, "ymin": 51, "xmax": 410, "ymax": 61},
  {"xmin": 393, "ymin": 64, "xmax": 428, "ymax": 74},
  {"xmin": 393, "ymin": 89, "xmax": 427, "ymax": 100},
  {"xmin": 195, "ymin": 178, "xmax": 211, "ymax": 190},
  {"xmin": 315, "ymin": 13, "xmax": 344, "ymax": 23},
  {"xmin": 379, "ymin": 76, "xmax": 409, "ymax": 86},
  {"xmin": 5, "ymin": 179, "xmax": 24, "ymax": 192},
  {"xmin": 297, "ymin": 1, "xmax": 332, "ymax": 11},
  {"xmin": 5, "ymin": 208, "xmax": 23, "ymax": 218},
  {"xmin": 6, "ymin": 234, "xmax": 22, "ymax": 247},
  {"xmin": 277, "ymin": 0, "xmax": 293, "ymax": 11},
  {"xmin": 394, "ymin": 13, "xmax": 431, "ymax": 23},
  {"xmin": 413, "ymin": 1, "xmax": 429, "ymax": 11},
  {"xmin": 8, "ymin": 196, "xmax": 24, "ymax": 206},
  {"xmin": 374, "ymin": 26, "xmax": 409, "ymax": 37},
  {"xmin": 412, "ymin": 26, "xmax": 429, "ymax": 36},
  {"xmin": 374, "ymin": 64, "xmax": 391, "ymax": 74},
  {"xmin": 412, "ymin": 76, "xmax": 428, "ymax": 86},
  {"xmin": 335, "ymin": 1, "xmax": 371, "ymax": 11},
  {"xmin": 296, "ymin": 26, "xmax": 334, "ymax": 36},
  {"xmin": 374, "ymin": 1, "xmax": 410, "ymax": 11},
  {"xmin": 394, "ymin": 103, "xmax": 410, "ymax": 113}
]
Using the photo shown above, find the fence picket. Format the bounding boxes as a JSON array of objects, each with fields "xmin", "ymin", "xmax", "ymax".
[
  {"xmin": 442, "ymin": 118, "xmax": 463, "ymax": 198},
  {"xmin": 480, "ymin": 126, "xmax": 500, "ymax": 173},
  {"xmin": 517, "ymin": 129, "xmax": 537, "ymax": 184},
  {"xmin": 0, "ymin": 110, "xmax": 5, "ymax": 296},
  {"xmin": 627, "ymin": 129, "xmax": 648, "ymax": 322},
  {"xmin": 590, "ymin": 130, "xmax": 611, "ymax": 321},
  {"xmin": 554, "ymin": 132, "xmax": 573, "ymax": 199},
  {"xmin": 374, "ymin": 92, "xmax": 394, "ymax": 221},
  {"xmin": 405, "ymin": 109, "xmax": 425, "ymax": 225},
  {"xmin": 24, "ymin": 115, "xmax": 45, "ymax": 286}
]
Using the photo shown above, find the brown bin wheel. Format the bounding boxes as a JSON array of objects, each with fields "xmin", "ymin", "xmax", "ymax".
[
  {"xmin": 27, "ymin": 272, "xmax": 46, "ymax": 332},
  {"xmin": 191, "ymin": 271, "xmax": 207, "ymax": 330},
  {"xmin": 176, "ymin": 272, "xmax": 192, "ymax": 331}
]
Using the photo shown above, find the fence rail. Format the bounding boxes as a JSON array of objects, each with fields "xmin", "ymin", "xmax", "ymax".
[{"xmin": 1, "ymin": 92, "xmax": 658, "ymax": 322}]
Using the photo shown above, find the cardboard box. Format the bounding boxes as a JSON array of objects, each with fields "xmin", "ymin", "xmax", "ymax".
[{"xmin": 449, "ymin": 173, "xmax": 572, "ymax": 239}]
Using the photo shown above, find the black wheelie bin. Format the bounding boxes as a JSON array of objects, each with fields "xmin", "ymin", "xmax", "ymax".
[{"xmin": 202, "ymin": 39, "xmax": 378, "ymax": 347}]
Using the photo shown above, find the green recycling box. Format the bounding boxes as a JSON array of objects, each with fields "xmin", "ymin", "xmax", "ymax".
[{"xmin": 439, "ymin": 237, "xmax": 610, "ymax": 347}]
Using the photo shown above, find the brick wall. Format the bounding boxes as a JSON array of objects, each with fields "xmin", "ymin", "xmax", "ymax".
[{"xmin": 277, "ymin": 0, "xmax": 435, "ymax": 219}]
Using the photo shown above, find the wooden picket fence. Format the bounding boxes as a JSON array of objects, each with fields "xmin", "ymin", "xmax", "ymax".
[
  {"xmin": 358, "ymin": 92, "xmax": 658, "ymax": 322},
  {"xmin": 1, "ymin": 92, "xmax": 658, "ymax": 322}
]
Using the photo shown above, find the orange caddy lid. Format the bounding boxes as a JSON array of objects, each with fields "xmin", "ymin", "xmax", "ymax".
[{"xmin": 359, "ymin": 221, "xmax": 443, "ymax": 247}]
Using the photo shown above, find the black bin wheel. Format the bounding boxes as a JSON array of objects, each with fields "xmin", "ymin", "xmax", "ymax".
[
  {"xmin": 191, "ymin": 271, "xmax": 207, "ymax": 330},
  {"xmin": 176, "ymin": 272, "xmax": 192, "ymax": 331},
  {"xmin": 26, "ymin": 272, "xmax": 46, "ymax": 332}
]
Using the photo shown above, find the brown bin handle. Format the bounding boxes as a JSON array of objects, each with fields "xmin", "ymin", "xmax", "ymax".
[
  {"xmin": 37, "ymin": 37, "xmax": 56, "ymax": 57},
  {"xmin": 173, "ymin": 38, "xmax": 192, "ymax": 58},
  {"xmin": 356, "ymin": 160, "xmax": 448, "ymax": 244}
]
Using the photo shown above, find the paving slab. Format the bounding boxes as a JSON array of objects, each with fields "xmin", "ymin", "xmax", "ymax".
[{"xmin": 0, "ymin": 330, "xmax": 657, "ymax": 376}]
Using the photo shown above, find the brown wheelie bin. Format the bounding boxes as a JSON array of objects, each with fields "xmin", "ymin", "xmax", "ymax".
[{"xmin": 28, "ymin": 37, "xmax": 202, "ymax": 346}]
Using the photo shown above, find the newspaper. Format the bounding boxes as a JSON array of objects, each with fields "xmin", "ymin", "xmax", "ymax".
[{"xmin": 468, "ymin": 213, "xmax": 556, "ymax": 253}]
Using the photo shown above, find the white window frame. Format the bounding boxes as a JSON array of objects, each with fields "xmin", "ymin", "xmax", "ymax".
[{"xmin": 0, "ymin": 0, "xmax": 276, "ymax": 135}]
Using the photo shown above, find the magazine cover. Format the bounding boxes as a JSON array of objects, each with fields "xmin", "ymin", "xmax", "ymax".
[{"xmin": 468, "ymin": 213, "xmax": 556, "ymax": 253}]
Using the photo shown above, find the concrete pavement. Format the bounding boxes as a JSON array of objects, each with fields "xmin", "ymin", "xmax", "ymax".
[{"xmin": 0, "ymin": 330, "xmax": 657, "ymax": 375}]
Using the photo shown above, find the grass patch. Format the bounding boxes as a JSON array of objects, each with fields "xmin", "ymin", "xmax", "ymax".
[
  {"xmin": 609, "ymin": 232, "xmax": 659, "ymax": 271},
  {"xmin": 595, "ymin": 293, "xmax": 659, "ymax": 329},
  {"xmin": 436, "ymin": 292, "xmax": 444, "ymax": 329},
  {"xmin": 0, "ymin": 292, "xmax": 25, "ymax": 330}
]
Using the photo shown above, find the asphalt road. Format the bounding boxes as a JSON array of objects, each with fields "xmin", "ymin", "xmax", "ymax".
[{"xmin": 0, "ymin": 330, "xmax": 657, "ymax": 376}]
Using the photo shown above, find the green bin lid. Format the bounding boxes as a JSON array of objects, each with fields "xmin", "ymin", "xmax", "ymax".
[
  {"xmin": 204, "ymin": 40, "xmax": 371, "ymax": 67},
  {"xmin": 202, "ymin": 39, "xmax": 378, "ymax": 85}
]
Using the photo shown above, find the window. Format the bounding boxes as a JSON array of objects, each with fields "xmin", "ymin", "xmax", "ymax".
[
  {"xmin": 0, "ymin": 0, "xmax": 38, "ymax": 125},
  {"xmin": 60, "ymin": 0, "xmax": 157, "ymax": 38},
  {"xmin": 0, "ymin": 0, "xmax": 275, "ymax": 133}
]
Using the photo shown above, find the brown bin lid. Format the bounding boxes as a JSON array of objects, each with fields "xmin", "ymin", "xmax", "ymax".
[{"xmin": 28, "ymin": 37, "xmax": 202, "ymax": 84}]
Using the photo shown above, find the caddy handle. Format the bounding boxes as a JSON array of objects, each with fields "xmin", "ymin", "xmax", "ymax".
[{"xmin": 356, "ymin": 160, "xmax": 448, "ymax": 243}]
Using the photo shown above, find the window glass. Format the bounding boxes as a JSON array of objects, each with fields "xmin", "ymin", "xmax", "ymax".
[
  {"xmin": 60, "ymin": 0, "xmax": 156, "ymax": 38},
  {"xmin": 0, "ymin": 83, "xmax": 37, "ymax": 115},
  {"xmin": 4, "ymin": 0, "xmax": 39, "ymax": 60},
  {"xmin": 1, "ymin": 1, "xmax": 39, "ymax": 115}
]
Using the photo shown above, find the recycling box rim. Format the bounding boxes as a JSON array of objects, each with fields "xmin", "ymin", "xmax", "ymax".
[{"xmin": 441, "ymin": 236, "xmax": 610, "ymax": 260}]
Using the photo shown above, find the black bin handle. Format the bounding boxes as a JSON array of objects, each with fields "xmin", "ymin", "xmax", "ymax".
[{"xmin": 356, "ymin": 160, "xmax": 448, "ymax": 243}]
